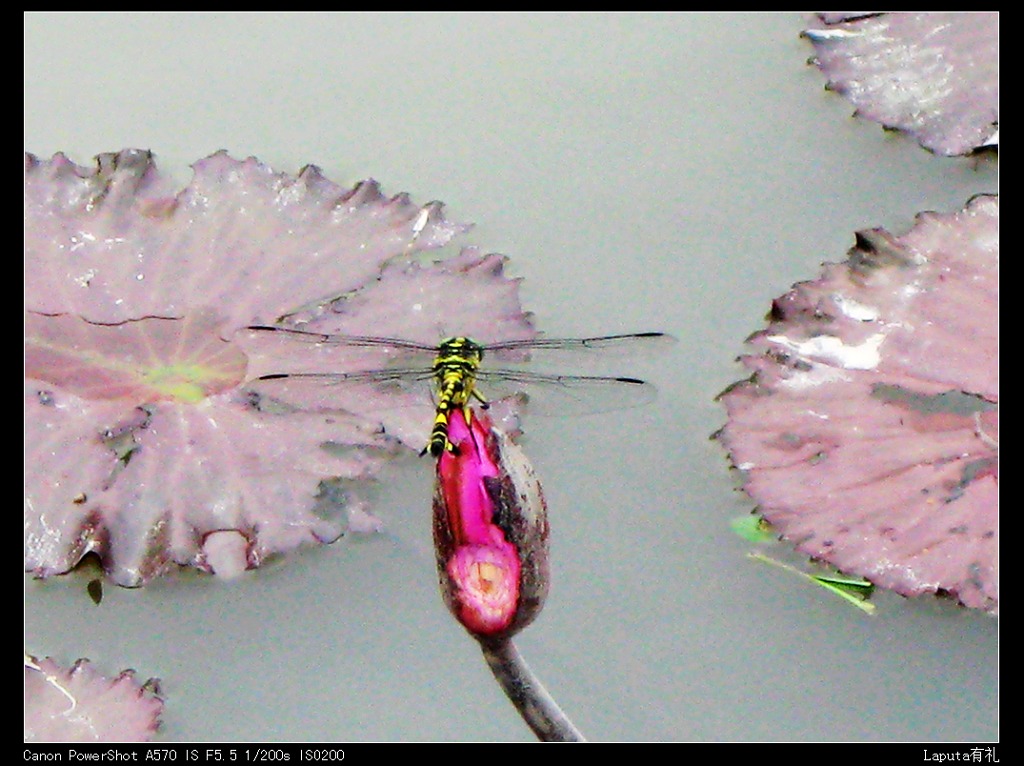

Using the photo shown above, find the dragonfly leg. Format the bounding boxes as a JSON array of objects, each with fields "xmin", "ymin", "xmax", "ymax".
[{"xmin": 471, "ymin": 387, "xmax": 490, "ymax": 410}]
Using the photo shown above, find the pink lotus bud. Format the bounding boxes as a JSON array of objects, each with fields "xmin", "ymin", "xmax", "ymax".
[{"xmin": 433, "ymin": 408, "xmax": 549, "ymax": 641}]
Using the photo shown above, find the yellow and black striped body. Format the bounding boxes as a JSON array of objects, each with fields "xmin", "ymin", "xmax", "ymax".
[{"xmin": 425, "ymin": 337, "xmax": 486, "ymax": 457}]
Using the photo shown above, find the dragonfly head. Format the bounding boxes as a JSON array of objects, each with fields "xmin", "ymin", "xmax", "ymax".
[{"xmin": 438, "ymin": 337, "xmax": 485, "ymax": 365}]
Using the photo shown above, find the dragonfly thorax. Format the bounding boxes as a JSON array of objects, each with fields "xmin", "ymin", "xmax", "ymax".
[{"xmin": 432, "ymin": 337, "xmax": 484, "ymax": 405}]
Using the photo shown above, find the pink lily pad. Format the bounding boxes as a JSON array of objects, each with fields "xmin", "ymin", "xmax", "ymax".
[
  {"xmin": 717, "ymin": 195, "xmax": 997, "ymax": 613},
  {"xmin": 803, "ymin": 12, "xmax": 998, "ymax": 156},
  {"xmin": 25, "ymin": 150, "xmax": 536, "ymax": 586},
  {"xmin": 25, "ymin": 654, "xmax": 163, "ymax": 742}
]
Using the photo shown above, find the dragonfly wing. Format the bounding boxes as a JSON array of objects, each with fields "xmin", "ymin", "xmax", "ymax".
[
  {"xmin": 473, "ymin": 369, "xmax": 658, "ymax": 416},
  {"xmin": 244, "ymin": 326, "xmax": 670, "ymax": 426},
  {"xmin": 246, "ymin": 368, "xmax": 437, "ymax": 415},
  {"xmin": 484, "ymin": 332, "xmax": 676, "ymax": 363},
  {"xmin": 246, "ymin": 325, "xmax": 440, "ymax": 353}
]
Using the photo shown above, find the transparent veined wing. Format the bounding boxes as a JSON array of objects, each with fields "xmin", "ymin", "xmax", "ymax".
[
  {"xmin": 469, "ymin": 368, "xmax": 656, "ymax": 415},
  {"xmin": 243, "ymin": 325, "xmax": 673, "ymax": 416},
  {"xmin": 483, "ymin": 331, "xmax": 673, "ymax": 355},
  {"xmin": 246, "ymin": 326, "xmax": 674, "ymax": 357},
  {"xmin": 471, "ymin": 331, "xmax": 673, "ymax": 415},
  {"xmin": 246, "ymin": 368, "xmax": 441, "ymax": 417},
  {"xmin": 246, "ymin": 325, "xmax": 444, "ymax": 353}
]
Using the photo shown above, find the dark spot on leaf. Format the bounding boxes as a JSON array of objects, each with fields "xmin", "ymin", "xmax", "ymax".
[{"xmin": 871, "ymin": 383, "xmax": 995, "ymax": 416}]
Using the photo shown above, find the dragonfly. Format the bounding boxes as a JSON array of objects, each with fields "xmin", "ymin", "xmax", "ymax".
[{"xmin": 245, "ymin": 325, "xmax": 673, "ymax": 457}]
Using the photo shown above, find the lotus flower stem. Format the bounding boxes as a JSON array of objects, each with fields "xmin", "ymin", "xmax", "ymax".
[{"xmin": 478, "ymin": 637, "xmax": 585, "ymax": 742}]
